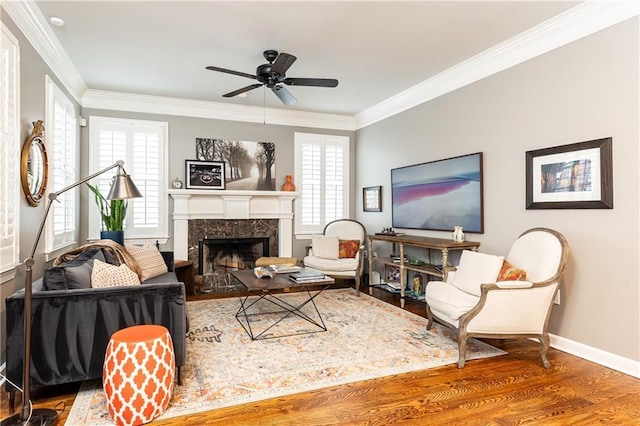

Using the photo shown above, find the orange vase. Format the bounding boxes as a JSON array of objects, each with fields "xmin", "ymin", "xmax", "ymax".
[{"xmin": 282, "ymin": 175, "xmax": 296, "ymax": 191}]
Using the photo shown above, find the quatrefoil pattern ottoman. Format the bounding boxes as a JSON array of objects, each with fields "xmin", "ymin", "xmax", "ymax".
[{"xmin": 103, "ymin": 325, "xmax": 175, "ymax": 425}]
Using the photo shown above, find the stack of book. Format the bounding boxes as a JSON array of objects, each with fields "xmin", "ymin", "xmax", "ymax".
[
  {"xmin": 390, "ymin": 254, "xmax": 409, "ymax": 263},
  {"xmin": 288, "ymin": 269, "xmax": 327, "ymax": 283},
  {"xmin": 270, "ymin": 264, "xmax": 302, "ymax": 274}
]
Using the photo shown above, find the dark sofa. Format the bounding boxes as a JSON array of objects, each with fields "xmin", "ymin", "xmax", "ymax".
[{"xmin": 4, "ymin": 252, "xmax": 187, "ymax": 404}]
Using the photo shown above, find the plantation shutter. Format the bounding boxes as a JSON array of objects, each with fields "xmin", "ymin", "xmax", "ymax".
[
  {"xmin": 131, "ymin": 128, "xmax": 161, "ymax": 230},
  {"xmin": 0, "ymin": 24, "xmax": 20, "ymax": 280},
  {"xmin": 89, "ymin": 117, "xmax": 167, "ymax": 241},
  {"xmin": 45, "ymin": 76, "xmax": 78, "ymax": 254},
  {"xmin": 295, "ymin": 132, "xmax": 349, "ymax": 235}
]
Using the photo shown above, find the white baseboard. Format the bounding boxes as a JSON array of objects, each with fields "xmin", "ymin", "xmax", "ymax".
[{"xmin": 549, "ymin": 333, "xmax": 640, "ymax": 379}]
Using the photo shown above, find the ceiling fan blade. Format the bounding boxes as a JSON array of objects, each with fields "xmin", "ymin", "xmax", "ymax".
[
  {"xmin": 284, "ymin": 77, "xmax": 338, "ymax": 88},
  {"xmin": 271, "ymin": 85, "xmax": 297, "ymax": 106},
  {"xmin": 223, "ymin": 84, "xmax": 263, "ymax": 98},
  {"xmin": 270, "ymin": 53, "xmax": 297, "ymax": 75},
  {"xmin": 206, "ymin": 66, "xmax": 256, "ymax": 80}
]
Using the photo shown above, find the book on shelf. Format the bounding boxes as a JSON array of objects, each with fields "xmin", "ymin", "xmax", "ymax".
[
  {"xmin": 385, "ymin": 281, "xmax": 403, "ymax": 290},
  {"xmin": 382, "ymin": 284, "xmax": 402, "ymax": 294},
  {"xmin": 389, "ymin": 254, "xmax": 409, "ymax": 263}
]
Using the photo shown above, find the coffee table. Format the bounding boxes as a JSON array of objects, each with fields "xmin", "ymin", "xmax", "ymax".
[{"xmin": 231, "ymin": 269, "xmax": 335, "ymax": 340}]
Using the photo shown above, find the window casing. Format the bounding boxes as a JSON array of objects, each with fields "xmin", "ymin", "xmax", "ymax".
[
  {"xmin": 0, "ymin": 24, "xmax": 20, "ymax": 282},
  {"xmin": 294, "ymin": 132, "xmax": 349, "ymax": 236},
  {"xmin": 88, "ymin": 116, "xmax": 168, "ymax": 242},
  {"xmin": 44, "ymin": 76, "xmax": 78, "ymax": 256}
]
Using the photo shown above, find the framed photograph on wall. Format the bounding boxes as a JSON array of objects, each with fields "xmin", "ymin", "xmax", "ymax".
[
  {"xmin": 185, "ymin": 160, "xmax": 226, "ymax": 190},
  {"xmin": 194, "ymin": 138, "xmax": 276, "ymax": 190},
  {"xmin": 526, "ymin": 137, "xmax": 613, "ymax": 209},
  {"xmin": 391, "ymin": 152, "xmax": 483, "ymax": 233},
  {"xmin": 363, "ymin": 186, "xmax": 382, "ymax": 212}
]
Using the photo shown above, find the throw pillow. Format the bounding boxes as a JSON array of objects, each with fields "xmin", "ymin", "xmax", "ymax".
[
  {"xmin": 43, "ymin": 248, "xmax": 106, "ymax": 290},
  {"xmin": 91, "ymin": 260, "xmax": 141, "ymax": 288},
  {"xmin": 311, "ymin": 235, "xmax": 339, "ymax": 260},
  {"xmin": 339, "ymin": 239, "xmax": 360, "ymax": 259},
  {"xmin": 451, "ymin": 250, "xmax": 504, "ymax": 297},
  {"xmin": 497, "ymin": 260, "xmax": 527, "ymax": 281},
  {"xmin": 125, "ymin": 243, "xmax": 168, "ymax": 282}
]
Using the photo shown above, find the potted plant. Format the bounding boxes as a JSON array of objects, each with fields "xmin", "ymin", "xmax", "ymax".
[{"xmin": 87, "ymin": 183, "xmax": 127, "ymax": 246}]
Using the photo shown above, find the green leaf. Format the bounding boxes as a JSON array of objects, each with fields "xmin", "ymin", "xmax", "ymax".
[{"xmin": 86, "ymin": 183, "xmax": 127, "ymax": 232}]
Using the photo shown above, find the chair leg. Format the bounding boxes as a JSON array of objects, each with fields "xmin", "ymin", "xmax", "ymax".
[
  {"xmin": 457, "ymin": 332, "xmax": 468, "ymax": 368},
  {"xmin": 354, "ymin": 275, "xmax": 361, "ymax": 296},
  {"xmin": 539, "ymin": 333, "xmax": 551, "ymax": 369},
  {"xmin": 425, "ymin": 305, "xmax": 434, "ymax": 330}
]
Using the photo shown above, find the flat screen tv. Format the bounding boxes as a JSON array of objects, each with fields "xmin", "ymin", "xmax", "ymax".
[{"xmin": 391, "ymin": 152, "xmax": 484, "ymax": 233}]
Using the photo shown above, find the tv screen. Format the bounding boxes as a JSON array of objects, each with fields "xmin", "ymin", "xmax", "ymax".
[{"xmin": 391, "ymin": 152, "xmax": 484, "ymax": 233}]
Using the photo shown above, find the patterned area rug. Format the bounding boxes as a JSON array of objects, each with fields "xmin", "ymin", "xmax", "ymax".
[{"xmin": 66, "ymin": 289, "xmax": 505, "ymax": 424}]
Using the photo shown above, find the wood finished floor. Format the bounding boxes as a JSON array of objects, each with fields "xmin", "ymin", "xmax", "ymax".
[{"xmin": 2, "ymin": 284, "xmax": 639, "ymax": 425}]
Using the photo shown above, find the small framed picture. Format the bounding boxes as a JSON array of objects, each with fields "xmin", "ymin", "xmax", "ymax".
[
  {"xmin": 385, "ymin": 264, "xmax": 400, "ymax": 283},
  {"xmin": 363, "ymin": 186, "xmax": 382, "ymax": 212},
  {"xmin": 185, "ymin": 160, "xmax": 225, "ymax": 190}
]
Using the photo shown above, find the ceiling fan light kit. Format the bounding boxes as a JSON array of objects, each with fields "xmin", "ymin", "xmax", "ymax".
[{"xmin": 206, "ymin": 50, "xmax": 338, "ymax": 106}]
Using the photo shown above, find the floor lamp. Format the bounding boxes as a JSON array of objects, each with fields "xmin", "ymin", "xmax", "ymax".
[{"xmin": 2, "ymin": 160, "xmax": 142, "ymax": 426}]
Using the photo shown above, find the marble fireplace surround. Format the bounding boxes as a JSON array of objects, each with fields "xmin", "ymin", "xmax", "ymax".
[{"xmin": 169, "ymin": 190, "xmax": 296, "ymax": 263}]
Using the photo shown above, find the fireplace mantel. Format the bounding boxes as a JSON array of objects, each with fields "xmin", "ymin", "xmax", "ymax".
[{"xmin": 169, "ymin": 190, "xmax": 297, "ymax": 260}]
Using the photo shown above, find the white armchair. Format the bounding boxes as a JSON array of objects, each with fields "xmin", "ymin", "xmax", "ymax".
[
  {"xmin": 303, "ymin": 219, "xmax": 366, "ymax": 295},
  {"xmin": 425, "ymin": 228, "xmax": 569, "ymax": 368}
]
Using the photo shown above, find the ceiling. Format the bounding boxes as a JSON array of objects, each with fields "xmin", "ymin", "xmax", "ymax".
[{"xmin": 34, "ymin": 1, "xmax": 580, "ymax": 116}]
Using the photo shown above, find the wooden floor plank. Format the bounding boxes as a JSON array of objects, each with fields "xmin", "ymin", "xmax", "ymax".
[{"xmin": 2, "ymin": 285, "xmax": 639, "ymax": 425}]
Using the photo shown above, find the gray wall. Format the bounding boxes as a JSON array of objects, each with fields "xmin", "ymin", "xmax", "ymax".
[
  {"xmin": 79, "ymin": 109, "xmax": 355, "ymax": 256},
  {"xmin": 0, "ymin": 10, "xmax": 81, "ymax": 360},
  {"xmin": 355, "ymin": 18, "xmax": 639, "ymax": 361}
]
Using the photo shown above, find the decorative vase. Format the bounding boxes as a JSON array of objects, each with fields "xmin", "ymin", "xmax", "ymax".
[
  {"xmin": 101, "ymin": 230, "xmax": 125, "ymax": 246},
  {"xmin": 452, "ymin": 226, "xmax": 465, "ymax": 242},
  {"xmin": 281, "ymin": 175, "xmax": 296, "ymax": 191}
]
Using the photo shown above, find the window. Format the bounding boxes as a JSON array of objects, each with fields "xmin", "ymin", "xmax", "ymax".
[
  {"xmin": 89, "ymin": 116, "xmax": 168, "ymax": 242},
  {"xmin": 44, "ymin": 76, "xmax": 78, "ymax": 256},
  {"xmin": 294, "ymin": 132, "xmax": 349, "ymax": 236},
  {"xmin": 0, "ymin": 24, "xmax": 20, "ymax": 282}
]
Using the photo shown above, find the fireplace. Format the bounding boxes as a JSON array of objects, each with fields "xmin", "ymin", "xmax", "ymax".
[
  {"xmin": 198, "ymin": 237, "xmax": 269, "ymax": 275},
  {"xmin": 169, "ymin": 190, "xmax": 297, "ymax": 263},
  {"xmin": 187, "ymin": 219, "xmax": 279, "ymax": 273}
]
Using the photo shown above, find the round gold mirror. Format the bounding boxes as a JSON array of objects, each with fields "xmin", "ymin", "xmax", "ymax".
[{"xmin": 21, "ymin": 120, "xmax": 49, "ymax": 207}]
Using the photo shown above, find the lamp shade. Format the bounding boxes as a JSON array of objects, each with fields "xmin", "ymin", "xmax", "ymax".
[{"xmin": 107, "ymin": 172, "xmax": 143, "ymax": 200}]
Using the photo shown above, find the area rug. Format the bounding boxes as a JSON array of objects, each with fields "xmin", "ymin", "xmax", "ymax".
[{"xmin": 66, "ymin": 289, "xmax": 505, "ymax": 424}]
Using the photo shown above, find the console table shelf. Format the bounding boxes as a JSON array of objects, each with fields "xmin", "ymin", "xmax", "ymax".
[{"xmin": 367, "ymin": 234, "xmax": 480, "ymax": 308}]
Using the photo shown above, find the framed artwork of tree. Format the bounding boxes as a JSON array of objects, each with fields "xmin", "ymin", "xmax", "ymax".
[{"xmin": 195, "ymin": 138, "xmax": 275, "ymax": 190}]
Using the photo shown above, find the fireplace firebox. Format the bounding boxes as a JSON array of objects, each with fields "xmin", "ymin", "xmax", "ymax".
[{"xmin": 198, "ymin": 237, "xmax": 269, "ymax": 275}]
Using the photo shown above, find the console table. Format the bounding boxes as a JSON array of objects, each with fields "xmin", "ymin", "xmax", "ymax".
[{"xmin": 367, "ymin": 234, "xmax": 480, "ymax": 307}]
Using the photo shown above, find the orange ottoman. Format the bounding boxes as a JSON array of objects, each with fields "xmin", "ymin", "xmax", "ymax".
[{"xmin": 103, "ymin": 325, "xmax": 175, "ymax": 426}]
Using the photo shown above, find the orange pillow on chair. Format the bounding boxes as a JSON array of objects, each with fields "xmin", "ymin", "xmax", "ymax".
[
  {"xmin": 497, "ymin": 260, "xmax": 527, "ymax": 281},
  {"xmin": 339, "ymin": 240, "xmax": 360, "ymax": 259}
]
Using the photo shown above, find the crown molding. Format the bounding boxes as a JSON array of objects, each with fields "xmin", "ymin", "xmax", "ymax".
[
  {"xmin": 354, "ymin": 0, "xmax": 640, "ymax": 130},
  {"xmin": 3, "ymin": 0, "xmax": 86, "ymax": 103},
  {"xmin": 82, "ymin": 90, "xmax": 356, "ymax": 131},
  {"xmin": 6, "ymin": 0, "xmax": 638, "ymax": 131}
]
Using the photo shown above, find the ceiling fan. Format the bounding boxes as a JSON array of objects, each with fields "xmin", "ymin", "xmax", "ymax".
[{"xmin": 206, "ymin": 50, "xmax": 338, "ymax": 106}]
